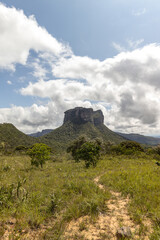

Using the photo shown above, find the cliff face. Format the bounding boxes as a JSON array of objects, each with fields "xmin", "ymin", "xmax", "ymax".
[{"xmin": 64, "ymin": 107, "xmax": 104, "ymax": 126}]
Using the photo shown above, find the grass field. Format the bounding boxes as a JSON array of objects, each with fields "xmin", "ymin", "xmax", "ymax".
[{"xmin": 0, "ymin": 152, "xmax": 160, "ymax": 239}]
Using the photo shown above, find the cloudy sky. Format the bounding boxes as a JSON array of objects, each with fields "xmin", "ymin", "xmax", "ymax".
[{"xmin": 0, "ymin": 0, "xmax": 160, "ymax": 135}]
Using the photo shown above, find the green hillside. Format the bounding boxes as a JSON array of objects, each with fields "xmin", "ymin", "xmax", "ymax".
[
  {"xmin": 0, "ymin": 123, "xmax": 36, "ymax": 148},
  {"xmin": 117, "ymin": 132, "xmax": 160, "ymax": 146},
  {"xmin": 40, "ymin": 121, "xmax": 125, "ymax": 150}
]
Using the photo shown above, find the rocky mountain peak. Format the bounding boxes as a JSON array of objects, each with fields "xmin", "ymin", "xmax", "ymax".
[{"xmin": 63, "ymin": 107, "xmax": 104, "ymax": 126}]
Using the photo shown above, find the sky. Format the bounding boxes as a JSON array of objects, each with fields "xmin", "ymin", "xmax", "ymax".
[{"xmin": 0, "ymin": 0, "xmax": 160, "ymax": 135}]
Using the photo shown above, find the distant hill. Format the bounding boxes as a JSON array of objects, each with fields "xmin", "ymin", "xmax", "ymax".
[
  {"xmin": 40, "ymin": 107, "xmax": 125, "ymax": 150},
  {"xmin": 29, "ymin": 129, "xmax": 53, "ymax": 137},
  {"xmin": 0, "ymin": 123, "xmax": 36, "ymax": 148},
  {"xmin": 117, "ymin": 132, "xmax": 160, "ymax": 146}
]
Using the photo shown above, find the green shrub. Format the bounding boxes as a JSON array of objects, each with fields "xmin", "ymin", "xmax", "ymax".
[
  {"xmin": 101, "ymin": 141, "xmax": 114, "ymax": 154},
  {"xmin": 15, "ymin": 145, "xmax": 28, "ymax": 152},
  {"xmin": 67, "ymin": 136, "xmax": 101, "ymax": 168},
  {"xmin": 154, "ymin": 145, "xmax": 160, "ymax": 155},
  {"xmin": 27, "ymin": 143, "xmax": 51, "ymax": 168},
  {"xmin": 75, "ymin": 142, "xmax": 100, "ymax": 168},
  {"xmin": 111, "ymin": 141, "xmax": 144, "ymax": 155},
  {"xmin": 67, "ymin": 136, "xmax": 87, "ymax": 162}
]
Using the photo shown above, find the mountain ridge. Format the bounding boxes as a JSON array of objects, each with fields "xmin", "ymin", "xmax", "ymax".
[{"xmin": 117, "ymin": 132, "xmax": 160, "ymax": 146}]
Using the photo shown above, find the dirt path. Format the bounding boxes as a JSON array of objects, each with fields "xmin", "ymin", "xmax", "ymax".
[{"xmin": 64, "ymin": 176, "xmax": 152, "ymax": 240}]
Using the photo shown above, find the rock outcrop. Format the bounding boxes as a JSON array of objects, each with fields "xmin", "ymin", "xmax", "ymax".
[{"xmin": 64, "ymin": 107, "xmax": 104, "ymax": 126}]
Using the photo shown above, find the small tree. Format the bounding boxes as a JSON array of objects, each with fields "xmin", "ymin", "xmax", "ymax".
[
  {"xmin": 67, "ymin": 138, "xmax": 101, "ymax": 168},
  {"xmin": 76, "ymin": 142, "xmax": 100, "ymax": 168},
  {"xmin": 67, "ymin": 136, "xmax": 87, "ymax": 162},
  {"xmin": 27, "ymin": 143, "xmax": 51, "ymax": 168}
]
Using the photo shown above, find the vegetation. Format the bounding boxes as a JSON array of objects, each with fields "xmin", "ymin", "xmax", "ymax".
[
  {"xmin": 77, "ymin": 141, "xmax": 100, "ymax": 168},
  {"xmin": 40, "ymin": 121, "xmax": 124, "ymax": 151},
  {"xmin": 0, "ymin": 123, "xmax": 36, "ymax": 149},
  {"xmin": 27, "ymin": 143, "xmax": 51, "ymax": 168},
  {"xmin": 0, "ymin": 136, "xmax": 160, "ymax": 238},
  {"xmin": 67, "ymin": 136, "xmax": 87, "ymax": 161},
  {"xmin": 117, "ymin": 132, "xmax": 160, "ymax": 146},
  {"xmin": 0, "ymin": 153, "xmax": 109, "ymax": 239},
  {"xmin": 68, "ymin": 137, "xmax": 101, "ymax": 167},
  {"xmin": 111, "ymin": 140, "xmax": 144, "ymax": 155}
]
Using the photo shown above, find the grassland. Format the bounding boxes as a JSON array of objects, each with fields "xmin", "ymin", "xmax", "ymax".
[{"xmin": 0, "ymin": 151, "xmax": 160, "ymax": 239}]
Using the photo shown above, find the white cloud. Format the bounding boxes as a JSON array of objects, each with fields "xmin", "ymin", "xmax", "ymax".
[
  {"xmin": 7, "ymin": 80, "xmax": 12, "ymax": 85},
  {"xmin": 112, "ymin": 39, "xmax": 144, "ymax": 53},
  {"xmin": 0, "ymin": 3, "xmax": 71, "ymax": 70},
  {"xmin": 132, "ymin": 8, "xmax": 147, "ymax": 16},
  {"xmin": 112, "ymin": 42, "xmax": 126, "ymax": 53},
  {"xmin": 31, "ymin": 61, "xmax": 48, "ymax": 80},
  {"xmin": 127, "ymin": 39, "xmax": 144, "ymax": 49}
]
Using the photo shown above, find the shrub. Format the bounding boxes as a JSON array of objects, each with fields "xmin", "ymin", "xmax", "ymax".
[
  {"xmin": 68, "ymin": 137, "xmax": 101, "ymax": 168},
  {"xmin": 76, "ymin": 142, "xmax": 100, "ymax": 168},
  {"xmin": 67, "ymin": 136, "xmax": 87, "ymax": 162},
  {"xmin": 154, "ymin": 145, "xmax": 160, "ymax": 155},
  {"xmin": 101, "ymin": 141, "xmax": 114, "ymax": 154},
  {"xmin": 111, "ymin": 141, "xmax": 144, "ymax": 155},
  {"xmin": 27, "ymin": 143, "xmax": 51, "ymax": 168},
  {"xmin": 120, "ymin": 141, "xmax": 144, "ymax": 151},
  {"xmin": 15, "ymin": 145, "xmax": 28, "ymax": 152}
]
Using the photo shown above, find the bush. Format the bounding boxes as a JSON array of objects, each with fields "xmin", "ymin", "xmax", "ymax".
[
  {"xmin": 111, "ymin": 141, "xmax": 144, "ymax": 155},
  {"xmin": 76, "ymin": 142, "xmax": 100, "ymax": 168},
  {"xmin": 154, "ymin": 145, "xmax": 160, "ymax": 155},
  {"xmin": 67, "ymin": 136, "xmax": 87, "ymax": 162},
  {"xmin": 101, "ymin": 141, "xmax": 114, "ymax": 154},
  {"xmin": 27, "ymin": 143, "xmax": 51, "ymax": 168},
  {"xmin": 15, "ymin": 145, "xmax": 28, "ymax": 152},
  {"xmin": 67, "ymin": 137, "xmax": 101, "ymax": 168}
]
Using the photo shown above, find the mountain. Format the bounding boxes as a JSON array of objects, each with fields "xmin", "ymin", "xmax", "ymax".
[
  {"xmin": 117, "ymin": 132, "xmax": 160, "ymax": 146},
  {"xmin": 0, "ymin": 123, "xmax": 36, "ymax": 148},
  {"xmin": 29, "ymin": 129, "xmax": 53, "ymax": 137},
  {"xmin": 40, "ymin": 107, "xmax": 125, "ymax": 150}
]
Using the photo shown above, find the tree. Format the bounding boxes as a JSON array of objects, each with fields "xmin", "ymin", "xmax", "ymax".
[
  {"xmin": 27, "ymin": 143, "xmax": 51, "ymax": 168},
  {"xmin": 67, "ymin": 137, "xmax": 100, "ymax": 168},
  {"xmin": 67, "ymin": 136, "xmax": 87, "ymax": 162},
  {"xmin": 77, "ymin": 142, "xmax": 100, "ymax": 168}
]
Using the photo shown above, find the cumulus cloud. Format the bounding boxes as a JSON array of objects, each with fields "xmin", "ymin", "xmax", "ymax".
[{"xmin": 0, "ymin": 3, "xmax": 71, "ymax": 70}]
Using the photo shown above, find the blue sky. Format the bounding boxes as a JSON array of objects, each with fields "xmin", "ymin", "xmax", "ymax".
[{"xmin": 1, "ymin": 0, "xmax": 160, "ymax": 134}]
